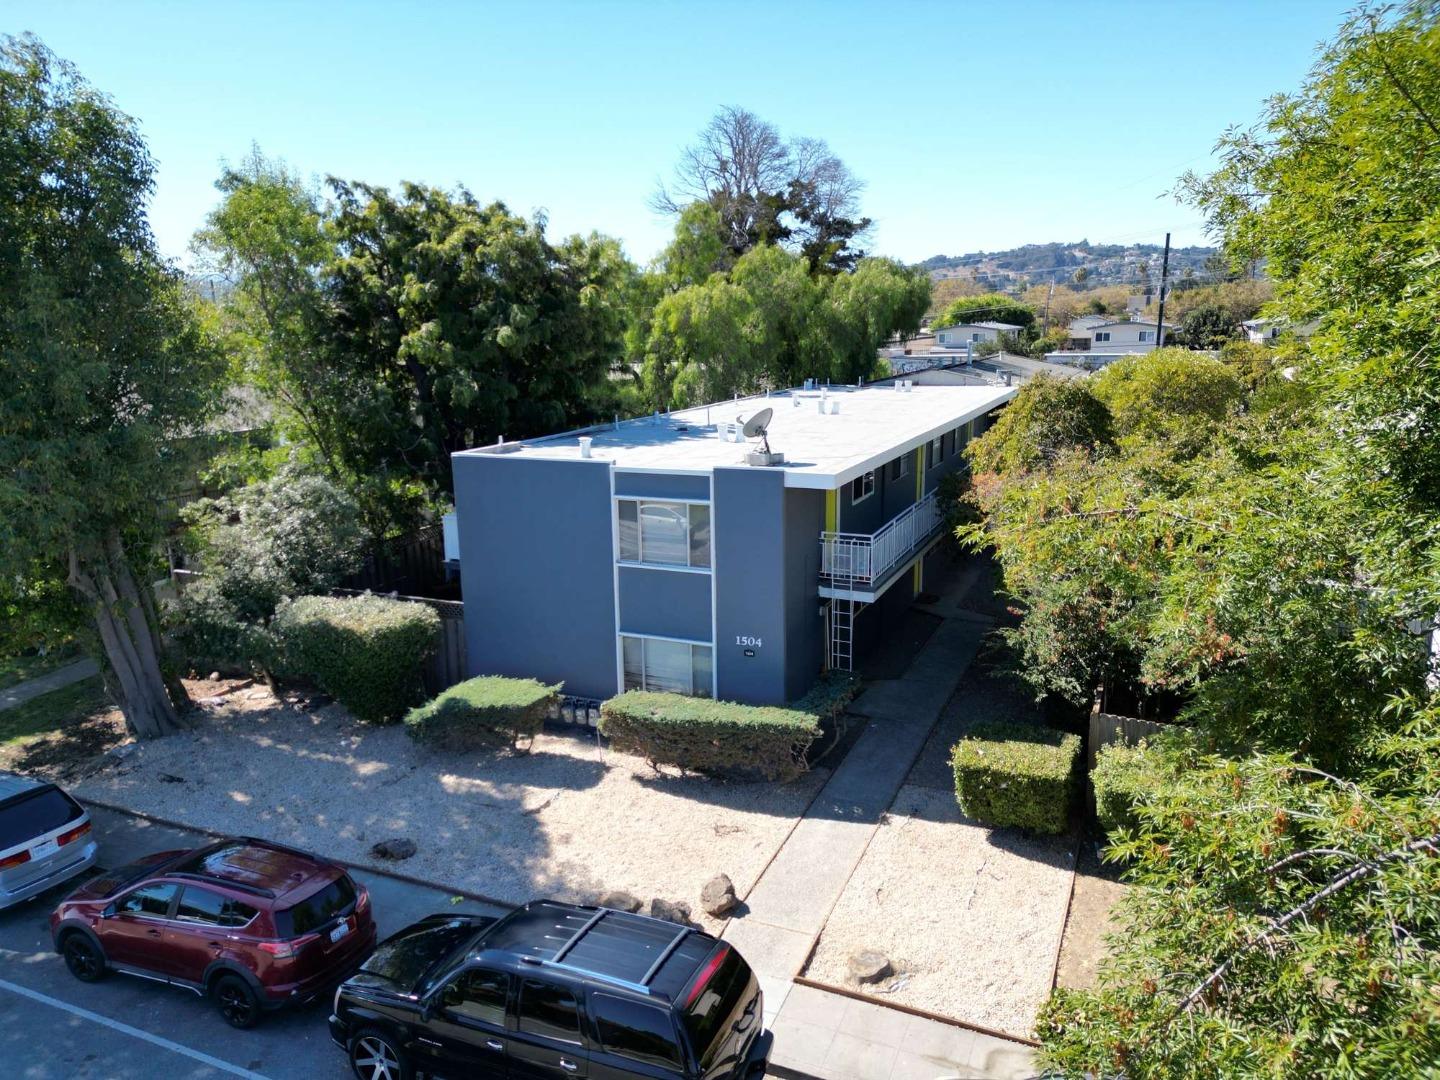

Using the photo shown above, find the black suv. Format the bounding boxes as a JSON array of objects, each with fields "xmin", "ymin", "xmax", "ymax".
[{"xmin": 329, "ymin": 899, "xmax": 771, "ymax": 1080}]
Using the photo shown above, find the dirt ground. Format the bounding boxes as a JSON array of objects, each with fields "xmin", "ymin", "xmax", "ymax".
[
  {"xmin": 72, "ymin": 683, "xmax": 828, "ymax": 933},
  {"xmin": 1054, "ymin": 839, "xmax": 1130, "ymax": 990}
]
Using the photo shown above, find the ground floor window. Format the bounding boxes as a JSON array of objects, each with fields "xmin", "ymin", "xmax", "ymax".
[{"xmin": 621, "ymin": 635, "xmax": 713, "ymax": 697}]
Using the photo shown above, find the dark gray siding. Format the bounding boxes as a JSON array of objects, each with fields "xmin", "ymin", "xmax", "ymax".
[
  {"xmin": 879, "ymin": 448, "xmax": 922, "ymax": 524},
  {"xmin": 618, "ymin": 566, "xmax": 711, "ymax": 642},
  {"xmin": 783, "ymin": 488, "xmax": 825, "ymax": 699},
  {"xmin": 712, "ymin": 467, "xmax": 789, "ymax": 704},
  {"xmin": 452, "ymin": 453, "xmax": 617, "ymax": 700},
  {"xmin": 613, "ymin": 472, "xmax": 710, "ymax": 500}
]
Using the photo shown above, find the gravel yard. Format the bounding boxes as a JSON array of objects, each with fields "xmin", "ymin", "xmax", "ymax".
[
  {"xmin": 804, "ymin": 648, "xmax": 1079, "ymax": 1039},
  {"xmin": 804, "ymin": 784, "xmax": 1075, "ymax": 1038},
  {"xmin": 72, "ymin": 686, "xmax": 827, "ymax": 932}
]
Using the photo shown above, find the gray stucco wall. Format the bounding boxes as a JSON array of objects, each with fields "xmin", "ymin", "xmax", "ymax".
[
  {"xmin": 613, "ymin": 471, "xmax": 710, "ymax": 500},
  {"xmin": 617, "ymin": 566, "xmax": 711, "ymax": 643},
  {"xmin": 452, "ymin": 452, "xmax": 617, "ymax": 700},
  {"xmin": 712, "ymin": 466, "xmax": 790, "ymax": 704}
]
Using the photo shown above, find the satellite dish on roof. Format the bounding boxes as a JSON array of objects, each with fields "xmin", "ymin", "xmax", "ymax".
[
  {"xmin": 741, "ymin": 407, "xmax": 773, "ymax": 443},
  {"xmin": 738, "ymin": 407, "xmax": 782, "ymax": 466}
]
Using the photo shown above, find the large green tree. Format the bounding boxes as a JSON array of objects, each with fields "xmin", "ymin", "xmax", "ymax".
[
  {"xmin": 320, "ymin": 182, "xmax": 634, "ymax": 522},
  {"xmin": 932, "ymin": 292, "xmax": 1037, "ymax": 333},
  {"xmin": 640, "ymin": 242, "xmax": 928, "ymax": 408},
  {"xmin": 0, "ymin": 37, "xmax": 224, "ymax": 737},
  {"xmin": 1023, "ymin": 5, "xmax": 1440, "ymax": 1073}
]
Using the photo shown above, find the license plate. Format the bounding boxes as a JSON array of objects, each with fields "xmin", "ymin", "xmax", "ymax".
[
  {"xmin": 30, "ymin": 838, "xmax": 60, "ymax": 861},
  {"xmin": 329, "ymin": 920, "xmax": 350, "ymax": 944}
]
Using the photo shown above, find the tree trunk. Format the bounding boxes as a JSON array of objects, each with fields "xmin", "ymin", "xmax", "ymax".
[{"xmin": 68, "ymin": 535, "xmax": 187, "ymax": 739}]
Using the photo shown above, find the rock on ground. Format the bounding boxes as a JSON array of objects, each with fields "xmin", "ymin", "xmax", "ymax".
[
  {"xmin": 370, "ymin": 838, "xmax": 417, "ymax": 860},
  {"xmin": 651, "ymin": 898, "xmax": 693, "ymax": 926},
  {"xmin": 700, "ymin": 874, "xmax": 737, "ymax": 917},
  {"xmin": 848, "ymin": 949, "xmax": 893, "ymax": 984},
  {"xmin": 598, "ymin": 890, "xmax": 643, "ymax": 913}
]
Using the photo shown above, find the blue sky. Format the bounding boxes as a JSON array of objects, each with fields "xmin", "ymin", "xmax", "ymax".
[{"xmin": 10, "ymin": 1, "xmax": 1349, "ymax": 267}]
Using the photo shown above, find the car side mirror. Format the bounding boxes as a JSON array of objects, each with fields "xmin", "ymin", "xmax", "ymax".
[{"xmin": 101, "ymin": 903, "xmax": 116, "ymax": 919}]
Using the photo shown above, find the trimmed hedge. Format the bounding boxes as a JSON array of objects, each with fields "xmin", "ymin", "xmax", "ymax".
[
  {"xmin": 275, "ymin": 594, "xmax": 440, "ymax": 724},
  {"xmin": 404, "ymin": 676, "xmax": 561, "ymax": 750},
  {"xmin": 1092, "ymin": 732, "xmax": 1190, "ymax": 836},
  {"xmin": 599, "ymin": 691, "xmax": 822, "ymax": 782},
  {"xmin": 951, "ymin": 720, "xmax": 1080, "ymax": 834},
  {"xmin": 790, "ymin": 671, "xmax": 861, "ymax": 723}
]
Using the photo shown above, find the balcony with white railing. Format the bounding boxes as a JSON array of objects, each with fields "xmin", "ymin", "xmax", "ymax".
[{"xmin": 819, "ymin": 491, "xmax": 942, "ymax": 595}]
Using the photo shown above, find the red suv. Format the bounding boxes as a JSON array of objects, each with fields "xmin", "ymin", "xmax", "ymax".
[{"xmin": 50, "ymin": 836, "xmax": 376, "ymax": 1028}]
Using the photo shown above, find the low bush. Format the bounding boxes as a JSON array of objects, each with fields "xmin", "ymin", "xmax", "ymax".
[
  {"xmin": 791, "ymin": 671, "xmax": 861, "ymax": 724},
  {"xmin": 275, "ymin": 594, "xmax": 439, "ymax": 723},
  {"xmin": 599, "ymin": 692, "xmax": 822, "ymax": 782},
  {"xmin": 951, "ymin": 720, "xmax": 1080, "ymax": 834},
  {"xmin": 404, "ymin": 676, "xmax": 561, "ymax": 750},
  {"xmin": 1092, "ymin": 730, "xmax": 1191, "ymax": 836}
]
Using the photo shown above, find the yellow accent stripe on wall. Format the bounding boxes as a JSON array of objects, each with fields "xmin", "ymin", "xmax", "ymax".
[
  {"xmin": 825, "ymin": 489, "xmax": 837, "ymax": 533},
  {"xmin": 913, "ymin": 560, "xmax": 922, "ymax": 593},
  {"xmin": 914, "ymin": 446, "xmax": 924, "ymax": 500}
]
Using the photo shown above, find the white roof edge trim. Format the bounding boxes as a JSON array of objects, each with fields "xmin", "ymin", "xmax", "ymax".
[{"xmin": 787, "ymin": 388, "xmax": 1017, "ymax": 489}]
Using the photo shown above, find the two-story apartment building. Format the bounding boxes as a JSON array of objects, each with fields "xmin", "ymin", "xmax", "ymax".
[{"xmin": 450, "ymin": 382, "xmax": 1014, "ymax": 707}]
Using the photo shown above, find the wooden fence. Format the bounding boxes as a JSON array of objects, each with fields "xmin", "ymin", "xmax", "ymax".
[
  {"xmin": 1087, "ymin": 708, "xmax": 1171, "ymax": 770},
  {"xmin": 342, "ymin": 524, "xmax": 455, "ymax": 599}
]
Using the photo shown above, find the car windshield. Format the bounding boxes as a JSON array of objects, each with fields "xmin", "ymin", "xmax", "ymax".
[
  {"xmin": 274, "ymin": 874, "xmax": 356, "ymax": 937},
  {"xmin": 681, "ymin": 945, "xmax": 752, "ymax": 1067},
  {"xmin": 0, "ymin": 786, "xmax": 83, "ymax": 852}
]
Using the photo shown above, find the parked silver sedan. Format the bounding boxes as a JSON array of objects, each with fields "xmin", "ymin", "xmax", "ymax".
[{"xmin": 0, "ymin": 772, "xmax": 98, "ymax": 909}]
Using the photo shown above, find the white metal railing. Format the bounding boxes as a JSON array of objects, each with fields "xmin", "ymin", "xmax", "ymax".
[{"xmin": 820, "ymin": 491, "xmax": 942, "ymax": 586}]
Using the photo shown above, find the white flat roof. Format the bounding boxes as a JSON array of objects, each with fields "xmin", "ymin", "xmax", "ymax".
[{"xmin": 457, "ymin": 383, "xmax": 1016, "ymax": 489}]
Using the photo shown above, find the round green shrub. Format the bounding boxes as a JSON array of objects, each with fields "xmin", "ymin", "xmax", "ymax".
[
  {"xmin": 404, "ymin": 676, "xmax": 560, "ymax": 750},
  {"xmin": 275, "ymin": 594, "xmax": 440, "ymax": 723}
]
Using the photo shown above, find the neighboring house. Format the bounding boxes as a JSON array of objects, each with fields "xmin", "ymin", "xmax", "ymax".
[
  {"xmin": 1242, "ymin": 317, "xmax": 1319, "ymax": 345},
  {"xmin": 1086, "ymin": 319, "xmax": 1172, "ymax": 351},
  {"xmin": 1044, "ymin": 318, "xmax": 1174, "ymax": 368},
  {"xmin": 1065, "ymin": 314, "xmax": 1110, "ymax": 349},
  {"xmin": 934, "ymin": 321, "xmax": 1024, "ymax": 347},
  {"xmin": 451, "ymin": 382, "xmax": 1014, "ymax": 706}
]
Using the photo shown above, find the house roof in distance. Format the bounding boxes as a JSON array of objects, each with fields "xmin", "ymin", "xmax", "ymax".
[
  {"xmin": 936, "ymin": 320, "xmax": 1024, "ymax": 333},
  {"xmin": 455, "ymin": 382, "xmax": 1017, "ymax": 490}
]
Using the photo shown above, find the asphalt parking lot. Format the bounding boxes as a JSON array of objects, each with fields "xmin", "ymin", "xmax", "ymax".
[{"xmin": 0, "ymin": 804, "xmax": 507, "ymax": 1079}]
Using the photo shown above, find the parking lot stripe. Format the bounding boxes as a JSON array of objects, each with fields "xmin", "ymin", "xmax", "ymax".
[{"xmin": 0, "ymin": 976, "xmax": 275, "ymax": 1080}]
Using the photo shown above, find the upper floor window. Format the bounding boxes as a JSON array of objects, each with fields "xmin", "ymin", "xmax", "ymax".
[
  {"xmin": 617, "ymin": 500, "xmax": 710, "ymax": 569},
  {"xmin": 1138, "ymin": 330, "xmax": 1152, "ymax": 343},
  {"xmin": 1095, "ymin": 331, "xmax": 1111, "ymax": 342},
  {"xmin": 888, "ymin": 455, "xmax": 908, "ymax": 482},
  {"xmin": 927, "ymin": 436, "xmax": 943, "ymax": 469},
  {"xmin": 850, "ymin": 471, "xmax": 875, "ymax": 504}
]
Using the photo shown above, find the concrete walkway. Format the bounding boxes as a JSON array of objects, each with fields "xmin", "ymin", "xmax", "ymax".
[
  {"xmin": 0, "ymin": 658, "xmax": 98, "ymax": 712},
  {"xmin": 722, "ymin": 560, "xmax": 1039, "ymax": 1079}
]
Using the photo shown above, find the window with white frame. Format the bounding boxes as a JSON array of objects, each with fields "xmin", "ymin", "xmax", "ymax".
[
  {"xmin": 927, "ymin": 436, "xmax": 943, "ymax": 469},
  {"xmin": 850, "ymin": 470, "xmax": 875, "ymax": 503},
  {"xmin": 621, "ymin": 635, "xmax": 713, "ymax": 697},
  {"xmin": 1095, "ymin": 331, "xmax": 1111, "ymax": 343},
  {"xmin": 888, "ymin": 455, "xmax": 908, "ymax": 482},
  {"xmin": 617, "ymin": 500, "xmax": 710, "ymax": 569},
  {"xmin": 1138, "ymin": 330, "xmax": 1153, "ymax": 343}
]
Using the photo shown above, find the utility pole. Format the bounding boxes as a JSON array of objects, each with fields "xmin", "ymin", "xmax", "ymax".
[
  {"xmin": 1154, "ymin": 232, "xmax": 1171, "ymax": 346},
  {"xmin": 1042, "ymin": 276, "xmax": 1055, "ymax": 333}
]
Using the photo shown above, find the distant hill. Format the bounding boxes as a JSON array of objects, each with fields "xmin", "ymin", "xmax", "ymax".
[{"xmin": 916, "ymin": 240, "xmax": 1220, "ymax": 291}]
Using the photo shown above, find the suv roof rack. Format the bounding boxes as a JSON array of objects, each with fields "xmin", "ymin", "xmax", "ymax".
[
  {"xmin": 505, "ymin": 905, "xmax": 697, "ymax": 998},
  {"xmin": 165, "ymin": 870, "xmax": 277, "ymax": 899}
]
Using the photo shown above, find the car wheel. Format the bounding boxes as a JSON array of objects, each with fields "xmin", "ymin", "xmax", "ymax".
[
  {"xmin": 211, "ymin": 973, "xmax": 261, "ymax": 1029},
  {"xmin": 61, "ymin": 934, "xmax": 106, "ymax": 982},
  {"xmin": 350, "ymin": 1027, "xmax": 412, "ymax": 1080}
]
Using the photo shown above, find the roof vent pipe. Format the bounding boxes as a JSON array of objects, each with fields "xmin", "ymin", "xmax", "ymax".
[
  {"xmin": 818, "ymin": 386, "xmax": 828, "ymax": 413},
  {"xmin": 579, "ymin": 436, "xmax": 593, "ymax": 459}
]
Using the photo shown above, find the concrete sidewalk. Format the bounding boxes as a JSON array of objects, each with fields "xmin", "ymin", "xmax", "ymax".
[
  {"xmin": 0, "ymin": 657, "xmax": 99, "ymax": 712},
  {"xmin": 721, "ymin": 560, "xmax": 1039, "ymax": 1079}
]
